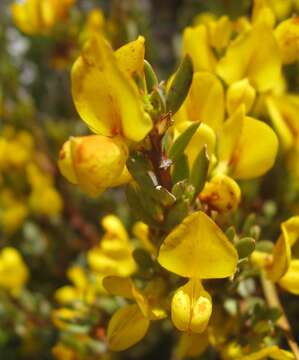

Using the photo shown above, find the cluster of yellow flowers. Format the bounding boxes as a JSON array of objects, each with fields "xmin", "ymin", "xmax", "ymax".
[
  {"xmin": 0, "ymin": 126, "xmax": 63, "ymax": 234},
  {"xmin": 52, "ymin": 0, "xmax": 299, "ymax": 358},
  {"xmin": 9, "ymin": 0, "xmax": 299, "ymax": 358}
]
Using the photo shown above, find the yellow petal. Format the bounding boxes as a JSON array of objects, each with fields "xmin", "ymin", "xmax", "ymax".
[
  {"xmin": 279, "ymin": 259, "xmax": 299, "ymax": 295},
  {"xmin": 132, "ymin": 221, "xmax": 157, "ymax": 255},
  {"xmin": 208, "ymin": 16, "xmax": 232, "ymax": 50},
  {"xmin": 101, "ymin": 214, "xmax": 128, "ymax": 242},
  {"xmin": 175, "ymin": 72, "xmax": 224, "ymax": 132},
  {"xmin": 231, "ymin": 117, "xmax": 279, "ymax": 179},
  {"xmin": 281, "ymin": 216, "xmax": 299, "ymax": 247},
  {"xmin": 175, "ymin": 331, "xmax": 209, "ymax": 359},
  {"xmin": 275, "ymin": 17, "xmax": 299, "ymax": 64},
  {"xmin": 107, "ymin": 304, "xmax": 150, "ymax": 351},
  {"xmin": 102, "ymin": 275, "xmax": 135, "ymax": 299},
  {"xmin": 71, "ymin": 35, "xmax": 152, "ymax": 141},
  {"xmin": 252, "ymin": 0, "xmax": 276, "ymax": 28},
  {"xmin": 199, "ymin": 174, "xmax": 241, "ymax": 213},
  {"xmin": 217, "ymin": 23, "xmax": 282, "ymax": 91},
  {"xmin": 174, "ymin": 121, "xmax": 216, "ymax": 167},
  {"xmin": 226, "ymin": 78, "xmax": 256, "ymax": 115},
  {"xmin": 266, "ymin": 233, "xmax": 291, "ymax": 282},
  {"xmin": 115, "ymin": 36, "xmax": 145, "ymax": 78},
  {"xmin": 58, "ymin": 139, "xmax": 77, "ymax": 184},
  {"xmin": 266, "ymin": 96, "xmax": 294, "ymax": 150},
  {"xmin": 241, "ymin": 345, "xmax": 295, "ymax": 360},
  {"xmin": 218, "ymin": 105, "xmax": 245, "ymax": 165},
  {"xmin": 171, "ymin": 279, "xmax": 212, "ymax": 333},
  {"xmin": 158, "ymin": 211, "xmax": 238, "ymax": 279},
  {"xmin": 183, "ymin": 25, "xmax": 217, "ymax": 72}
]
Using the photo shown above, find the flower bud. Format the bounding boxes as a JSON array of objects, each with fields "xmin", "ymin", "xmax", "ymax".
[
  {"xmin": 171, "ymin": 279, "xmax": 212, "ymax": 334},
  {"xmin": 58, "ymin": 135, "xmax": 128, "ymax": 196},
  {"xmin": 199, "ymin": 174, "xmax": 241, "ymax": 213},
  {"xmin": 226, "ymin": 78, "xmax": 256, "ymax": 115}
]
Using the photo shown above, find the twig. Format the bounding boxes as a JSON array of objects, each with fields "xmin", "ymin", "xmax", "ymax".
[{"xmin": 261, "ymin": 275, "xmax": 299, "ymax": 359}]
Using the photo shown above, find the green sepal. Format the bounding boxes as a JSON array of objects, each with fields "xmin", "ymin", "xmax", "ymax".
[
  {"xmin": 166, "ymin": 54, "xmax": 193, "ymax": 115},
  {"xmin": 167, "ymin": 121, "xmax": 200, "ymax": 161}
]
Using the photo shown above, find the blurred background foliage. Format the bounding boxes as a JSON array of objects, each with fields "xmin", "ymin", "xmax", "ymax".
[{"xmin": 1, "ymin": 0, "xmax": 299, "ymax": 359}]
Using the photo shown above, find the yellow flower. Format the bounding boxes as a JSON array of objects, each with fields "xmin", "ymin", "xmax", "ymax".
[
  {"xmin": 11, "ymin": 0, "xmax": 75, "ymax": 35},
  {"xmin": 217, "ymin": 21, "xmax": 282, "ymax": 92},
  {"xmin": 103, "ymin": 276, "xmax": 166, "ymax": 351},
  {"xmin": 217, "ymin": 105, "xmax": 278, "ymax": 180},
  {"xmin": 0, "ymin": 247, "xmax": 29, "ymax": 296},
  {"xmin": 251, "ymin": 216, "xmax": 299, "ymax": 294},
  {"xmin": 58, "ymin": 135, "xmax": 129, "ymax": 196},
  {"xmin": 158, "ymin": 211, "xmax": 238, "ymax": 333},
  {"xmin": 87, "ymin": 215, "xmax": 136, "ymax": 287},
  {"xmin": 71, "ymin": 34, "xmax": 152, "ymax": 142}
]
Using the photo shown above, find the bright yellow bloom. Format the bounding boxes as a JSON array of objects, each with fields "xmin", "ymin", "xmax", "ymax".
[
  {"xmin": 71, "ymin": 35, "xmax": 152, "ymax": 142},
  {"xmin": 11, "ymin": 0, "xmax": 75, "ymax": 35},
  {"xmin": 158, "ymin": 211, "xmax": 238, "ymax": 333},
  {"xmin": 104, "ymin": 275, "xmax": 166, "ymax": 351},
  {"xmin": 0, "ymin": 247, "xmax": 29, "ymax": 296},
  {"xmin": 217, "ymin": 105, "xmax": 278, "ymax": 180},
  {"xmin": 217, "ymin": 22, "xmax": 282, "ymax": 92},
  {"xmin": 252, "ymin": 216, "xmax": 299, "ymax": 294},
  {"xmin": 87, "ymin": 215, "xmax": 136, "ymax": 288},
  {"xmin": 58, "ymin": 135, "xmax": 129, "ymax": 196}
]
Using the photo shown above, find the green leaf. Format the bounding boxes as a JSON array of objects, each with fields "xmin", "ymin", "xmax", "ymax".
[
  {"xmin": 127, "ymin": 152, "xmax": 158, "ymax": 196},
  {"xmin": 172, "ymin": 153, "xmax": 189, "ymax": 184},
  {"xmin": 167, "ymin": 122, "xmax": 200, "ymax": 161},
  {"xmin": 166, "ymin": 54, "xmax": 193, "ymax": 115},
  {"xmin": 125, "ymin": 184, "xmax": 162, "ymax": 226},
  {"xmin": 144, "ymin": 60, "xmax": 158, "ymax": 93},
  {"xmin": 189, "ymin": 145, "xmax": 209, "ymax": 197}
]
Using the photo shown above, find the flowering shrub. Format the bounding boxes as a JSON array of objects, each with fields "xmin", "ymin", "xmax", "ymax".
[{"xmin": 2, "ymin": 0, "xmax": 299, "ymax": 359}]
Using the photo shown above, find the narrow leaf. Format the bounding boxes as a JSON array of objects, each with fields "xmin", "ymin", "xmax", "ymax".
[
  {"xmin": 166, "ymin": 54, "xmax": 193, "ymax": 115},
  {"xmin": 144, "ymin": 60, "xmax": 158, "ymax": 93},
  {"xmin": 167, "ymin": 122, "xmax": 200, "ymax": 161}
]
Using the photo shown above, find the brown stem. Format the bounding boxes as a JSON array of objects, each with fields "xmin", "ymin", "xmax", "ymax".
[
  {"xmin": 261, "ymin": 275, "xmax": 299, "ymax": 359},
  {"xmin": 148, "ymin": 129, "xmax": 172, "ymax": 190}
]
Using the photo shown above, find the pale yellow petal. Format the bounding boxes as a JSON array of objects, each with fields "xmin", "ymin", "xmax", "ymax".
[{"xmin": 158, "ymin": 211, "xmax": 238, "ymax": 279}]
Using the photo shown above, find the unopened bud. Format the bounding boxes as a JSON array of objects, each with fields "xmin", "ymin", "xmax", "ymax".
[{"xmin": 58, "ymin": 135, "xmax": 128, "ymax": 196}]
